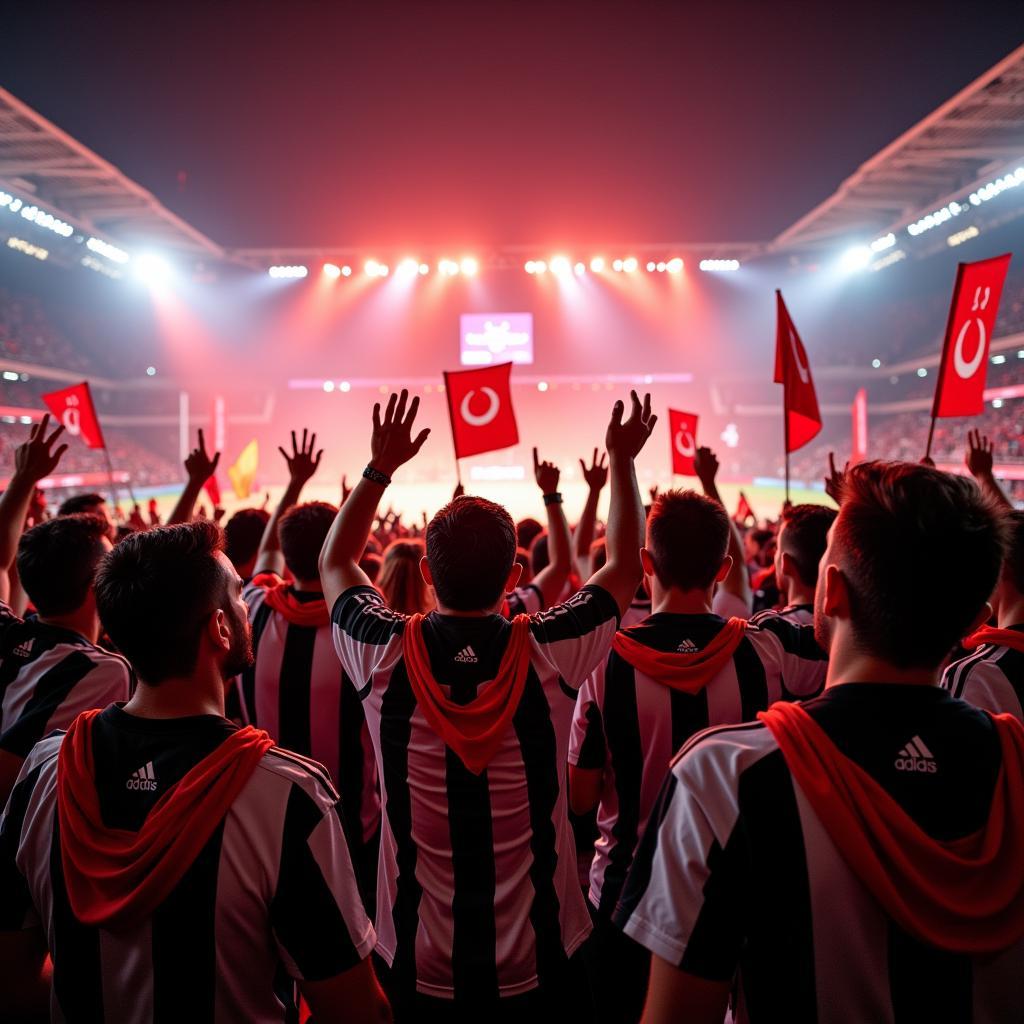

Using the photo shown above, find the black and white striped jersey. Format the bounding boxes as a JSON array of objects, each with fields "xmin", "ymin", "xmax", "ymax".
[
  {"xmin": 751, "ymin": 602, "xmax": 814, "ymax": 627},
  {"xmin": 569, "ymin": 612, "xmax": 826, "ymax": 916},
  {"xmin": 0, "ymin": 704, "xmax": 375, "ymax": 1023},
  {"xmin": 0, "ymin": 602, "xmax": 132, "ymax": 760},
  {"xmin": 238, "ymin": 580, "xmax": 380, "ymax": 849},
  {"xmin": 943, "ymin": 628, "xmax": 1024, "ymax": 721},
  {"xmin": 331, "ymin": 583, "xmax": 620, "ymax": 1000},
  {"xmin": 505, "ymin": 584, "xmax": 542, "ymax": 617},
  {"xmin": 616, "ymin": 683, "xmax": 1024, "ymax": 1023}
]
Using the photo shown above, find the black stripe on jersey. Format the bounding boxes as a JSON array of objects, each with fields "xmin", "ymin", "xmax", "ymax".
[
  {"xmin": 338, "ymin": 668, "xmax": 368, "ymax": 836},
  {"xmin": 669, "ymin": 688, "xmax": 711, "ymax": 764},
  {"xmin": 264, "ymin": 748, "xmax": 339, "ymax": 803},
  {"xmin": 513, "ymin": 667, "xmax": 569, "ymax": 983},
  {"xmin": 277, "ymin": 625, "xmax": 317, "ymax": 755},
  {"xmin": 378, "ymin": 664, "xmax": 422, "ymax": 994},
  {"xmin": 0, "ymin": 759, "xmax": 45, "ymax": 928},
  {"xmin": 332, "ymin": 588, "xmax": 406, "ymax": 646},
  {"xmin": 598, "ymin": 652, "xmax": 644, "ymax": 917},
  {"xmin": 946, "ymin": 648, "xmax": 990, "ymax": 700},
  {"xmin": 731, "ymin": 636, "xmax": 770, "ymax": 721},
  {"xmin": 0, "ymin": 622, "xmax": 78, "ymax": 702},
  {"xmin": 50, "ymin": 817, "xmax": 105, "ymax": 1021},
  {"xmin": 575, "ymin": 701, "xmax": 606, "ymax": 770},
  {"xmin": 887, "ymin": 922, "xmax": 972, "ymax": 1023},
  {"xmin": 241, "ymin": 600, "xmax": 274, "ymax": 726},
  {"xmin": 152, "ymin": 822, "xmax": 225, "ymax": 1024},
  {"xmin": 1, "ymin": 650, "xmax": 96, "ymax": 757},
  {"xmin": 995, "ymin": 646, "xmax": 1024, "ymax": 712},
  {"xmin": 671, "ymin": 720, "xmax": 768, "ymax": 767},
  {"xmin": 557, "ymin": 677, "xmax": 577, "ymax": 701},
  {"xmin": 527, "ymin": 585, "xmax": 619, "ymax": 643},
  {"xmin": 270, "ymin": 785, "xmax": 365, "ymax": 979},
  {"xmin": 446, "ymin": 747, "xmax": 499, "ymax": 1001}
]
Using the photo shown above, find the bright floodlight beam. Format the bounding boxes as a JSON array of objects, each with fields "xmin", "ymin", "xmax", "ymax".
[
  {"xmin": 590, "ymin": 257, "xmax": 605, "ymax": 273},
  {"xmin": 550, "ymin": 255, "xmax": 571, "ymax": 276},
  {"xmin": 460, "ymin": 257, "xmax": 478, "ymax": 276},
  {"xmin": 323, "ymin": 262, "xmax": 342, "ymax": 279},
  {"xmin": 840, "ymin": 245, "xmax": 872, "ymax": 272},
  {"xmin": 135, "ymin": 253, "xmax": 173, "ymax": 284}
]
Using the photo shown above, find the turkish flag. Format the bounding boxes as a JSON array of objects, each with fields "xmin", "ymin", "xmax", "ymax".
[
  {"xmin": 203, "ymin": 475, "xmax": 222, "ymax": 507},
  {"xmin": 851, "ymin": 388, "xmax": 869, "ymax": 464},
  {"xmin": 668, "ymin": 409, "xmax": 699, "ymax": 475},
  {"xmin": 932, "ymin": 254, "xmax": 1013, "ymax": 418},
  {"xmin": 735, "ymin": 491, "xmax": 756, "ymax": 525},
  {"xmin": 774, "ymin": 291, "xmax": 822, "ymax": 452},
  {"xmin": 443, "ymin": 362, "xmax": 519, "ymax": 459},
  {"xmin": 41, "ymin": 381, "xmax": 105, "ymax": 449}
]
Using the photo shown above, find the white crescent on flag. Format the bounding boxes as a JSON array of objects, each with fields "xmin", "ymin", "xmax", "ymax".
[
  {"xmin": 460, "ymin": 387, "xmax": 500, "ymax": 427},
  {"xmin": 953, "ymin": 317, "xmax": 986, "ymax": 381},
  {"xmin": 674, "ymin": 429, "xmax": 695, "ymax": 458}
]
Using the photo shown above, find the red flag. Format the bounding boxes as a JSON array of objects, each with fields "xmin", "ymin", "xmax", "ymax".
[
  {"xmin": 851, "ymin": 388, "xmax": 869, "ymax": 464},
  {"xmin": 203, "ymin": 475, "xmax": 221, "ymax": 507},
  {"xmin": 932, "ymin": 254, "xmax": 1013, "ymax": 419},
  {"xmin": 735, "ymin": 491, "xmax": 755, "ymax": 525},
  {"xmin": 774, "ymin": 291, "xmax": 822, "ymax": 452},
  {"xmin": 668, "ymin": 409, "xmax": 699, "ymax": 476},
  {"xmin": 42, "ymin": 381, "xmax": 105, "ymax": 449},
  {"xmin": 443, "ymin": 362, "xmax": 519, "ymax": 459}
]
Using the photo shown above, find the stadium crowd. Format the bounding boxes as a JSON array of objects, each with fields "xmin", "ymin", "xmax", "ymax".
[{"xmin": 0, "ymin": 383, "xmax": 1020, "ymax": 1023}]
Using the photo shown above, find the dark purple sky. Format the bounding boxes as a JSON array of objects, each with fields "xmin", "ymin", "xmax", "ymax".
[{"xmin": 3, "ymin": 1, "xmax": 1023, "ymax": 249}]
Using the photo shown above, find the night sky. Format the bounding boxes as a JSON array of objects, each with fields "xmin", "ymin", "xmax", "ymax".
[{"xmin": 3, "ymin": 2, "xmax": 1023, "ymax": 250}]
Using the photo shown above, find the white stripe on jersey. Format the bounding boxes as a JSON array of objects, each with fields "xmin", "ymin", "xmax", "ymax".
[{"xmin": 943, "ymin": 643, "xmax": 1024, "ymax": 721}]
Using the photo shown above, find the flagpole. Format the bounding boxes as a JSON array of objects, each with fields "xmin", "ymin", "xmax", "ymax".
[
  {"xmin": 783, "ymin": 410, "xmax": 791, "ymax": 505},
  {"xmin": 100, "ymin": 446, "xmax": 121, "ymax": 513},
  {"xmin": 925, "ymin": 413, "xmax": 937, "ymax": 462}
]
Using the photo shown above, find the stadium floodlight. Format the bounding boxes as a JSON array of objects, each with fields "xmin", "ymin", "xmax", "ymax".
[
  {"xmin": 871, "ymin": 358, "xmax": 881, "ymax": 368},
  {"xmin": 611, "ymin": 259, "xmax": 624, "ymax": 272},
  {"xmin": 341, "ymin": 265, "xmax": 352, "ymax": 276},
  {"xmin": 992, "ymin": 354, "xmax": 1006, "ymax": 365},
  {"xmin": 574, "ymin": 262, "xmax": 586, "ymax": 276},
  {"xmin": 339, "ymin": 381, "xmax": 351, "ymax": 392},
  {"xmin": 135, "ymin": 253, "xmax": 172, "ymax": 284},
  {"xmin": 590, "ymin": 257, "xmax": 605, "ymax": 273},
  {"xmin": 15, "ymin": 203, "xmax": 73, "ymax": 238},
  {"xmin": 146, "ymin": 366, "xmax": 157, "ymax": 376},
  {"xmin": 840, "ymin": 245, "xmax": 872, "ymax": 272},
  {"xmin": 397, "ymin": 258, "xmax": 421, "ymax": 278},
  {"xmin": 917, "ymin": 368, "xmax": 928, "ymax": 378},
  {"xmin": 550, "ymin": 255, "xmax": 571, "ymax": 276},
  {"xmin": 87, "ymin": 237, "xmax": 131, "ymax": 264},
  {"xmin": 992, "ymin": 399, "xmax": 1004, "ymax": 409},
  {"xmin": 323, "ymin": 262, "xmax": 342, "ymax": 279},
  {"xmin": 7, "ymin": 238, "xmax": 48, "ymax": 261},
  {"xmin": 907, "ymin": 201, "xmax": 962, "ymax": 237},
  {"xmin": 698, "ymin": 259, "xmax": 739, "ymax": 272},
  {"xmin": 532, "ymin": 260, "xmax": 548, "ymax": 275},
  {"xmin": 537, "ymin": 381, "xmax": 549, "ymax": 392},
  {"xmin": 969, "ymin": 167, "xmax": 1024, "ymax": 206},
  {"xmin": 870, "ymin": 233, "xmax": 896, "ymax": 252},
  {"xmin": 364, "ymin": 259, "xmax": 389, "ymax": 278},
  {"xmin": 947, "ymin": 226, "xmax": 980, "ymax": 248},
  {"xmin": 268, "ymin": 265, "xmax": 308, "ymax": 279},
  {"xmin": 622, "ymin": 257, "xmax": 639, "ymax": 273},
  {"xmin": 418, "ymin": 263, "xmax": 429, "ymax": 275},
  {"xmin": 666, "ymin": 257, "xmax": 684, "ymax": 273},
  {"xmin": 646, "ymin": 261, "xmax": 657, "ymax": 272},
  {"xmin": 460, "ymin": 257, "xmax": 479, "ymax": 276},
  {"xmin": 439, "ymin": 258, "xmax": 460, "ymax": 276}
]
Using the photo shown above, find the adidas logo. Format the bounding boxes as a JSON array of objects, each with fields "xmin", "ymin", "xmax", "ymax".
[
  {"xmin": 676, "ymin": 639, "xmax": 699, "ymax": 653},
  {"xmin": 125, "ymin": 761, "xmax": 158, "ymax": 792},
  {"xmin": 454, "ymin": 646, "xmax": 479, "ymax": 664},
  {"xmin": 894, "ymin": 735, "xmax": 937, "ymax": 774},
  {"xmin": 12, "ymin": 638, "xmax": 33, "ymax": 658}
]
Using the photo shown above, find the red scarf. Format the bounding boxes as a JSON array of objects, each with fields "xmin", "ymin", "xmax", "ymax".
[
  {"xmin": 57, "ymin": 709, "xmax": 274, "ymax": 930},
  {"xmin": 402, "ymin": 614, "xmax": 532, "ymax": 775},
  {"xmin": 759, "ymin": 700, "xmax": 1024, "ymax": 953},
  {"xmin": 250, "ymin": 572, "xmax": 328, "ymax": 628},
  {"xmin": 612, "ymin": 618, "xmax": 748, "ymax": 694},
  {"xmin": 963, "ymin": 626, "xmax": 1024, "ymax": 654}
]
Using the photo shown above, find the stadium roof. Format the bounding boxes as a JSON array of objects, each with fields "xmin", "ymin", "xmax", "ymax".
[
  {"xmin": 770, "ymin": 42, "xmax": 1024, "ymax": 255},
  {"xmin": 0, "ymin": 86, "xmax": 223, "ymax": 259}
]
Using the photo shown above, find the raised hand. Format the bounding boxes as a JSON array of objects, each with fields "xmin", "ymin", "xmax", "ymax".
[
  {"xmin": 649, "ymin": 484, "xmax": 659, "ymax": 503},
  {"xmin": 824, "ymin": 452, "xmax": 849, "ymax": 506},
  {"xmin": 605, "ymin": 391, "xmax": 657, "ymax": 460},
  {"xmin": 370, "ymin": 389, "xmax": 430, "ymax": 477},
  {"xmin": 278, "ymin": 428, "xmax": 323, "ymax": 488},
  {"xmin": 966, "ymin": 428, "xmax": 994, "ymax": 479},
  {"xmin": 534, "ymin": 448, "xmax": 561, "ymax": 495},
  {"xmin": 579, "ymin": 448, "xmax": 609, "ymax": 492},
  {"xmin": 184, "ymin": 429, "xmax": 220, "ymax": 485},
  {"xmin": 694, "ymin": 446, "xmax": 719, "ymax": 490},
  {"xmin": 147, "ymin": 498, "xmax": 161, "ymax": 526},
  {"xmin": 13, "ymin": 415, "xmax": 67, "ymax": 484},
  {"xmin": 213, "ymin": 506, "xmax": 226, "ymax": 523},
  {"xmin": 128, "ymin": 504, "xmax": 147, "ymax": 531}
]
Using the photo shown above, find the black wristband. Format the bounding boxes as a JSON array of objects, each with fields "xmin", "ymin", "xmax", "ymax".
[
  {"xmin": 363, "ymin": 464, "xmax": 391, "ymax": 487},
  {"xmin": 543, "ymin": 491, "xmax": 563, "ymax": 506}
]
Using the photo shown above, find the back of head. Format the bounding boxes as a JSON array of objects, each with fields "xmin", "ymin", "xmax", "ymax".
[
  {"xmin": 378, "ymin": 538, "xmax": 430, "ymax": 615},
  {"xmin": 95, "ymin": 521, "xmax": 231, "ymax": 683},
  {"xmin": 647, "ymin": 490, "xmax": 730, "ymax": 592},
  {"xmin": 779, "ymin": 504, "xmax": 838, "ymax": 587},
  {"xmin": 18, "ymin": 514, "xmax": 110, "ymax": 616},
  {"xmin": 427, "ymin": 496, "xmax": 517, "ymax": 611},
  {"xmin": 224, "ymin": 508, "xmax": 270, "ymax": 571},
  {"xmin": 530, "ymin": 532, "xmax": 549, "ymax": 577},
  {"xmin": 57, "ymin": 492, "xmax": 106, "ymax": 518},
  {"xmin": 831, "ymin": 462, "xmax": 1006, "ymax": 669},
  {"xmin": 1000, "ymin": 510, "xmax": 1024, "ymax": 597},
  {"xmin": 516, "ymin": 517, "xmax": 544, "ymax": 551},
  {"xmin": 279, "ymin": 501, "xmax": 337, "ymax": 582}
]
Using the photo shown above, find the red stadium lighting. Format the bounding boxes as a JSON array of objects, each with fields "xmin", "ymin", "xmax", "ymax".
[
  {"xmin": 439, "ymin": 258, "xmax": 460, "ymax": 276},
  {"xmin": 460, "ymin": 257, "xmax": 479, "ymax": 276},
  {"xmin": 533, "ymin": 260, "xmax": 548, "ymax": 274},
  {"xmin": 646, "ymin": 261, "xmax": 657, "ymax": 272},
  {"xmin": 342, "ymin": 265, "xmax": 352, "ymax": 276},
  {"xmin": 611, "ymin": 259, "xmax": 623, "ymax": 272},
  {"xmin": 550, "ymin": 255, "xmax": 571, "ymax": 276},
  {"xmin": 667, "ymin": 257, "xmax": 684, "ymax": 273},
  {"xmin": 590, "ymin": 257, "xmax": 605, "ymax": 273},
  {"xmin": 622, "ymin": 257, "xmax": 638, "ymax": 273},
  {"xmin": 323, "ymin": 262, "xmax": 341, "ymax": 279},
  {"xmin": 397, "ymin": 258, "xmax": 420, "ymax": 278},
  {"xmin": 574, "ymin": 262, "xmax": 585, "ymax": 276}
]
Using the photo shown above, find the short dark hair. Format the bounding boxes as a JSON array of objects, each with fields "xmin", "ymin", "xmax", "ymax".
[
  {"xmin": 530, "ymin": 532, "xmax": 549, "ymax": 576},
  {"xmin": 427, "ymin": 496, "xmax": 516, "ymax": 611},
  {"xmin": 1002, "ymin": 511, "xmax": 1024, "ymax": 595},
  {"xmin": 835, "ymin": 462, "xmax": 1006, "ymax": 669},
  {"xmin": 647, "ymin": 490, "xmax": 730, "ymax": 591},
  {"xmin": 17, "ymin": 514, "xmax": 109, "ymax": 615},
  {"xmin": 780, "ymin": 504, "xmax": 837, "ymax": 587},
  {"xmin": 58, "ymin": 492, "xmax": 106, "ymax": 517},
  {"xmin": 224, "ymin": 508, "xmax": 269, "ymax": 569},
  {"xmin": 748, "ymin": 528, "xmax": 773, "ymax": 550},
  {"xmin": 279, "ymin": 501, "xmax": 337, "ymax": 582},
  {"xmin": 516, "ymin": 517, "xmax": 544, "ymax": 551},
  {"xmin": 95, "ymin": 521, "xmax": 232, "ymax": 683}
]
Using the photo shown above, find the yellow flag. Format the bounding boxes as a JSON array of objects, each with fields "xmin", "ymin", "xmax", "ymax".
[{"xmin": 227, "ymin": 439, "xmax": 259, "ymax": 499}]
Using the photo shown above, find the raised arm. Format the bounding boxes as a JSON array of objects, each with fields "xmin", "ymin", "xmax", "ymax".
[
  {"xmin": 319, "ymin": 390, "xmax": 430, "ymax": 610},
  {"xmin": 530, "ymin": 448, "xmax": 572, "ymax": 607},
  {"xmin": 168, "ymin": 430, "xmax": 221, "ymax": 525},
  {"xmin": 966, "ymin": 428, "xmax": 1012, "ymax": 509},
  {"xmin": 574, "ymin": 448, "xmax": 608, "ymax": 574},
  {"xmin": 254, "ymin": 429, "xmax": 323, "ymax": 577},
  {"xmin": 588, "ymin": 392, "xmax": 657, "ymax": 616},
  {"xmin": 0, "ymin": 416, "xmax": 67, "ymax": 598},
  {"xmin": 695, "ymin": 445, "xmax": 751, "ymax": 612}
]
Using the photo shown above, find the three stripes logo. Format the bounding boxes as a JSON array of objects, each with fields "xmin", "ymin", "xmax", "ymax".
[
  {"xmin": 676, "ymin": 639, "xmax": 700, "ymax": 653},
  {"xmin": 454, "ymin": 646, "xmax": 479, "ymax": 664},
  {"xmin": 11, "ymin": 638, "xmax": 34, "ymax": 658},
  {"xmin": 894, "ymin": 735, "xmax": 937, "ymax": 774},
  {"xmin": 126, "ymin": 761, "xmax": 158, "ymax": 792}
]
